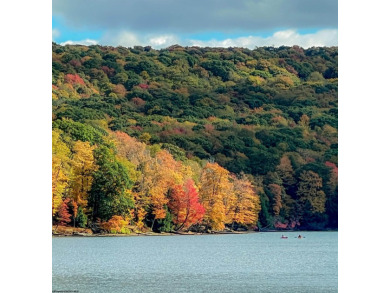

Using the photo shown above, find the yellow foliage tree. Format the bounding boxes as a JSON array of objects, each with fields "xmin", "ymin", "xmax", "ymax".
[
  {"xmin": 52, "ymin": 129, "xmax": 71, "ymax": 216},
  {"xmin": 69, "ymin": 141, "xmax": 97, "ymax": 208},
  {"xmin": 231, "ymin": 175, "xmax": 260, "ymax": 226},
  {"xmin": 297, "ymin": 171, "xmax": 326, "ymax": 213},
  {"xmin": 199, "ymin": 162, "xmax": 233, "ymax": 231}
]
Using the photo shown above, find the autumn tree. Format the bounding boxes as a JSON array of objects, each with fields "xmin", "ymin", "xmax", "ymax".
[
  {"xmin": 112, "ymin": 84, "xmax": 127, "ymax": 98},
  {"xmin": 325, "ymin": 161, "xmax": 338, "ymax": 194},
  {"xmin": 297, "ymin": 171, "xmax": 326, "ymax": 213},
  {"xmin": 101, "ymin": 215, "xmax": 129, "ymax": 234},
  {"xmin": 69, "ymin": 141, "xmax": 96, "ymax": 209},
  {"xmin": 57, "ymin": 198, "xmax": 72, "ymax": 226},
  {"xmin": 199, "ymin": 162, "xmax": 233, "ymax": 231},
  {"xmin": 113, "ymin": 131, "xmax": 150, "ymax": 167},
  {"xmin": 113, "ymin": 131, "xmax": 152, "ymax": 229},
  {"xmin": 231, "ymin": 175, "xmax": 259, "ymax": 228},
  {"xmin": 276, "ymin": 155, "xmax": 296, "ymax": 188},
  {"xmin": 52, "ymin": 129, "xmax": 71, "ymax": 217},
  {"xmin": 148, "ymin": 150, "xmax": 182, "ymax": 228},
  {"xmin": 268, "ymin": 184, "xmax": 283, "ymax": 216},
  {"xmin": 168, "ymin": 179, "xmax": 205, "ymax": 231}
]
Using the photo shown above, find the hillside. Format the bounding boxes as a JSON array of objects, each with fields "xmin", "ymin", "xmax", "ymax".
[{"xmin": 52, "ymin": 43, "xmax": 338, "ymax": 233}]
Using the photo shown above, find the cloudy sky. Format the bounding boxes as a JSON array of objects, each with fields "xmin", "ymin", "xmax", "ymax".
[{"xmin": 52, "ymin": 0, "xmax": 338, "ymax": 49}]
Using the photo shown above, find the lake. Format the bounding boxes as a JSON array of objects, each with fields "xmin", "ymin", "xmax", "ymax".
[{"xmin": 52, "ymin": 231, "xmax": 337, "ymax": 292}]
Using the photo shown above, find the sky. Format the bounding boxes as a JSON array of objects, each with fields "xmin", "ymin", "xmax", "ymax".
[{"xmin": 52, "ymin": 0, "xmax": 338, "ymax": 49}]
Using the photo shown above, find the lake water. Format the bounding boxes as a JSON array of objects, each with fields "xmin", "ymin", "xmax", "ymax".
[{"xmin": 52, "ymin": 231, "xmax": 337, "ymax": 292}]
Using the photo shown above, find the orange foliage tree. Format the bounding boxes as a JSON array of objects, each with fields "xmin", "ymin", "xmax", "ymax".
[
  {"xmin": 101, "ymin": 215, "xmax": 129, "ymax": 233},
  {"xmin": 57, "ymin": 198, "xmax": 72, "ymax": 226}
]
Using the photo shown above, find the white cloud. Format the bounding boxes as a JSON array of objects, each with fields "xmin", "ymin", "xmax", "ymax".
[
  {"xmin": 100, "ymin": 31, "xmax": 180, "ymax": 49},
  {"xmin": 52, "ymin": 29, "xmax": 60, "ymax": 41},
  {"xmin": 188, "ymin": 29, "xmax": 338, "ymax": 49},
  {"xmin": 101, "ymin": 31, "xmax": 141, "ymax": 47},
  {"xmin": 59, "ymin": 29, "xmax": 337, "ymax": 49},
  {"xmin": 149, "ymin": 35, "xmax": 180, "ymax": 48},
  {"xmin": 60, "ymin": 39, "xmax": 98, "ymax": 46}
]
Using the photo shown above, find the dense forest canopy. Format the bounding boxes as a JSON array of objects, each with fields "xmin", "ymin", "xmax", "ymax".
[{"xmin": 52, "ymin": 43, "xmax": 337, "ymax": 233}]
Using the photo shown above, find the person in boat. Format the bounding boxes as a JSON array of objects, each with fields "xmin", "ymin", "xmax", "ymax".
[{"xmin": 298, "ymin": 235, "xmax": 302, "ymax": 238}]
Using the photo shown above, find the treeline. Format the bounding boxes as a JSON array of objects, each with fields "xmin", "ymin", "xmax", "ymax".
[
  {"xmin": 53, "ymin": 127, "xmax": 259, "ymax": 233},
  {"xmin": 52, "ymin": 43, "xmax": 338, "ymax": 232}
]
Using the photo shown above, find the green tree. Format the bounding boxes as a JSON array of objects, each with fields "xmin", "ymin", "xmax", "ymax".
[
  {"xmin": 88, "ymin": 146, "xmax": 134, "ymax": 221},
  {"xmin": 75, "ymin": 206, "xmax": 88, "ymax": 228}
]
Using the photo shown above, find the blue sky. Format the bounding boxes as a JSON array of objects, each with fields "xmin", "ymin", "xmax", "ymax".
[{"xmin": 52, "ymin": 0, "xmax": 338, "ymax": 48}]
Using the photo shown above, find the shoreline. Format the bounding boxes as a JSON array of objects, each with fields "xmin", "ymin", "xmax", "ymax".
[
  {"xmin": 52, "ymin": 231, "xmax": 252, "ymax": 237},
  {"xmin": 52, "ymin": 229, "xmax": 337, "ymax": 237}
]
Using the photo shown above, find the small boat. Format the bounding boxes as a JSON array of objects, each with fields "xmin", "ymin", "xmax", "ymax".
[{"xmin": 281, "ymin": 235, "xmax": 288, "ymax": 239}]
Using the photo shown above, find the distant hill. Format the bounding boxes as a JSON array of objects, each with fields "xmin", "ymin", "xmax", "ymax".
[{"xmin": 52, "ymin": 43, "xmax": 337, "ymax": 232}]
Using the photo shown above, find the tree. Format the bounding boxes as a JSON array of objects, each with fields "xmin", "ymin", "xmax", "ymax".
[
  {"xmin": 113, "ymin": 131, "xmax": 149, "ymax": 166},
  {"xmin": 297, "ymin": 171, "xmax": 326, "ymax": 213},
  {"xmin": 268, "ymin": 184, "xmax": 283, "ymax": 216},
  {"xmin": 101, "ymin": 215, "xmax": 129, "ymax": 233},
  {"xmin": 69, "ymin": 141, "xmax": 96, "ymax": 208},
  {"xmin": 57, "ymin": 198, "xmax": 72, "ymax": 226},
  {"xmin": 199, "ymin": 162, "xmax": 233, "ymax": 231},
  {"xmin": 148, "ymin": 150, "xmax": 182, "ymax": 225},
  {"xmin": 231, "ymin": 175, "xmax": 259, "ymax": 228},
  {"xmin": 52, "ymin": 129, "xmax": 71, "ymax": 217},
  {"xmin": 75, "ymin": 206, "xmax": 88, "ymax": 228},
  {"xmin": 168, "ymin": 179, "xmax": 205, "ymax": 231},
  {"xmin": 112, "ymin": 84, "xmax": 126, "ymax": 98},
  {"xmin": 325, "ymin": 161, "xmax": 338, "ymax": 194},
  {"xmin": 88, "ymin": 146, "xmax": 134, "ymax": 221},
  {"xmin": 276, "ymin": 155, "xmax": 296, "ymax": 188}
]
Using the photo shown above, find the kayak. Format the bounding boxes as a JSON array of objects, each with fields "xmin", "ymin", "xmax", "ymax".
[{"xmin": 281, "ymin": 236, "xmax": 288, "ymax": 239}]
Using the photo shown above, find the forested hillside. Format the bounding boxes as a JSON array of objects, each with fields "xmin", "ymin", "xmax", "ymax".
[{"xmin": 52, "ymin": 43, "xmax": 337, "ymax": 233}]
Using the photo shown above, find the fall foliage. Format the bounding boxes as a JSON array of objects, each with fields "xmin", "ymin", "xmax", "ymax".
[
  {"xmin": 168, "ymin": 179, "xmax": 205, "ymax": 231},
  {"xmin": 52, "ymin": 44, "xmax": 337, "ymax": 232}
]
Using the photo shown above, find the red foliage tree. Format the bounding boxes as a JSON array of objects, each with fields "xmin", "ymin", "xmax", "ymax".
[
  {"xmin": 325, "ymin": 161, "xmax": 338, "ymax": 177},
  {"xmin": 58, "ymin": 198, "xmax": 72, "ymax": 226},
  {"xmin": 138, "ymin": 83, "xmax": 149, "ymax": 89},
  {"xmin": 169, "ymin": 179, "xmax": 205, "ymax": 231},
  {"xmin": 64, "ymin": 74, "xmax": 85, "ymax": 85},
  {"xmin": 325, "ymin": 161, "xmax": 338, "ymax": 192}
]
